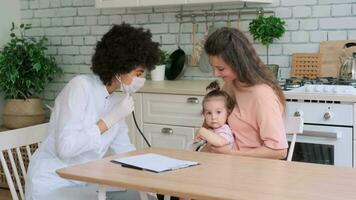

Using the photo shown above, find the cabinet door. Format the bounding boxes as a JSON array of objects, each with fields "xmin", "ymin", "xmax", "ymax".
[
  {"xmin": 95, "ymin": 0, "xmax": 138, "ymax": 8},
  {"xmin": 144, "ymin": 124, "xmax": 195, "ymax": 150},
  {"xmin": 139, "ymin": 0, "xmax": 185, "ymax": 7},
  {"xmin": 143, "ymin": 93, "xmax": 204, "ymax": 127},
  {"xmin": 124, "ymin": 93, "xmax": 144, "ymax": 149}
]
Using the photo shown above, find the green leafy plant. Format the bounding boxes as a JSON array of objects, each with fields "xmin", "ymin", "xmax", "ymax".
[
  {"xmin": 249, "ymin": 15, "xmax": 286, "ymax": 64},
  {"xmin": 0, "ymin": 23, "xmax": 62, "ymax": 99},
  {"xmin": 158, "ymin": 49, "xmax": 170, "ymax": 65}
]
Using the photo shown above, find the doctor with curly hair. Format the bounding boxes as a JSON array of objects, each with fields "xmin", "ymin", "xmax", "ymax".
[{"xmin": 25, "ymin": 23, "xmax": 160, "ymax": 200}]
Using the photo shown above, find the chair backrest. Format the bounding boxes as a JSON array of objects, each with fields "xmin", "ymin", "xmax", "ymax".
[
  {"xmin": 0, "ymin": 123, "xmax": 48, "ymax": 200},
  {"xmin": 285, "ymin": 117, "xmax": 304, "ymax": 162}
]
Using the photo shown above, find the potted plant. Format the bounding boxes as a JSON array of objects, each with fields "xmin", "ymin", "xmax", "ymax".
[
  {"xmin": 249, "ymin": 15, "xmax": 286, "ymax": 78},
  {"xmin": 151, "ymin": 49, "xmax": 169, "ymax": 81},
  {"xmin": 0, "ymin": 23, "xmax": 62, "ymax": 129}
]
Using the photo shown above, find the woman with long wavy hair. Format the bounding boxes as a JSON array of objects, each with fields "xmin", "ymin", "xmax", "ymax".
[{"xmin": 203, "ymin": 27, "xmax": 288, "ymax": 159}]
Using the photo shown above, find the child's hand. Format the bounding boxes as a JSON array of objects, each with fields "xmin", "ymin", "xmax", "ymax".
[{"xmin": 194, "ymin": 127, "xmax": 207, "ymax": 142}]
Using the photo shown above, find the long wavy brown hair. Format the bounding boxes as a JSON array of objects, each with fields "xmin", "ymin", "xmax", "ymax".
[{"xmin": 204, "ymin": 27, "xmax": 285, "ymax": 109}]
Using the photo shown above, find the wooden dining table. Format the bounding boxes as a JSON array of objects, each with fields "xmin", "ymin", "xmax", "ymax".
[{"xmin": 57, "ymin": 147, "xmax": 356, "ymax": 200}]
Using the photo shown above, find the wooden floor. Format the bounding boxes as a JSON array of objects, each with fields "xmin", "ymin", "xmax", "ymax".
[{"xmin": 0, "ymin": 188, "xmax": 12, "ymax": 200}]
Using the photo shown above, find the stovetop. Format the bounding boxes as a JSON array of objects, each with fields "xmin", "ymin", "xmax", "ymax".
[
  {"xmin": 281, "ymin": 77, "xmax": 356, "ymax": 95},
  {"xmin": 282, "ymin": 77, "xmax": 356, "ymax": 90}
]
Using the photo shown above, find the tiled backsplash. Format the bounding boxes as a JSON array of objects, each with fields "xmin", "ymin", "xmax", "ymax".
[{"xmin": 19, "ymin": 0, "xmax": 356, "ymax": 104}]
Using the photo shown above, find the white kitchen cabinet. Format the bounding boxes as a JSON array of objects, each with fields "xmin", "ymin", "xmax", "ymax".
[
  {"xmin": 130, "ymin": 93, "xmax": 204, "ymax": 149},
  {"xmin": 96, "ymin": 0, "xmax": 272, "ymax": 8},
  {"xmin": 143, "ymin": 93, "xmax": 203, "ymax": 127},
  {"xmin": 143, "ymin": 124, "xmax": 195, "ymax": 149}
]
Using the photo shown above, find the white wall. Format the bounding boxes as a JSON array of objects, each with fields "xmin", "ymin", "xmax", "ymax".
[{"xmin": 0, "ymin": 0, "xmax": 21, "ymax": 124}]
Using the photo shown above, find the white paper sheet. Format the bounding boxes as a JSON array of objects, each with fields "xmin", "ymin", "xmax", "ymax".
[{"xmin": 111, "ymin": 153, "xmax": 199, "ymax": 173}]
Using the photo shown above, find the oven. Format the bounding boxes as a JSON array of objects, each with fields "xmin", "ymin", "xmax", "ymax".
[{"xmin": 286, "ymin": 101, "xmax": 354, "ymax": 167}]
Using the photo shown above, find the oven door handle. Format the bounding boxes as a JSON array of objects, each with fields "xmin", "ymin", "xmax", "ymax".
[{"xmin": 302, "ymin": 130, "xmax": 341, "ymax": 139}]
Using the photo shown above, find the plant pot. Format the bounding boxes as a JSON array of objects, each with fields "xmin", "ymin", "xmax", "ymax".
[
  {"xmin": 267, "ymin": 64, "xmax": 279, "ymax": 80},
  {"xmin": 3, "ymin": 98, "xmax": 45, "ymax": 129},
  {"xmin": 151, "ymin": 64, "xmax": 166, "ymax": 81}
]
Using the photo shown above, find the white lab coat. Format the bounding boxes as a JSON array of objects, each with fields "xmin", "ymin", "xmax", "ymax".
[{"xmin": 25, "ymin": 74, "xmax": 136, "ymax": 200}]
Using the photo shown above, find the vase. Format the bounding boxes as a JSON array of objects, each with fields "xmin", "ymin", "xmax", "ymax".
[
  {"xmin": 151, "ymin": 64, "xmax": 166, "ymax": 81},
  {"xmin": 267, "ymin": 64, "xmax": 279, "ymax": 80}
]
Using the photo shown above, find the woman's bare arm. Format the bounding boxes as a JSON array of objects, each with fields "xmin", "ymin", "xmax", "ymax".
[{"xmin": 207, "ymin": 144, "xmax": 287, "ymax": 160}]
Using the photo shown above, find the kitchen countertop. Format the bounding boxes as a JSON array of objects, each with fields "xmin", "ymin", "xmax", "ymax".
[
  {"xmin": 140, "ymin": 80, "xmax": 356, "ymax": 102},
  {"xmin": 140, "ymin": 80, "xmax": 212, "ymax": 96}
]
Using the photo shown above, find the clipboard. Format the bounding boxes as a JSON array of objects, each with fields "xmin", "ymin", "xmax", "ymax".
[{"xmin": 111, "ymin": 153, "xmax": 199, "ymax": 173}]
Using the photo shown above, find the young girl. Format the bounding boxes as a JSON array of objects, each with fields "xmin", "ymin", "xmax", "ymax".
[{"xmin": 194, "ymin": 81, "xmax": 236, "ymax": 150}]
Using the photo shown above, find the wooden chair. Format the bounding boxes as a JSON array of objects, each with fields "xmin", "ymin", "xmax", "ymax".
[
  {"xmin": 285, "ymin": 116, "xmax": 304, "ymax": 162},
  {"xmin": 0, "ymin": 123, "xmax": 157, "ymax": 200},
  {"xmin": 0, "ymin": 123, "xmax": 48, "ymax": 200}
]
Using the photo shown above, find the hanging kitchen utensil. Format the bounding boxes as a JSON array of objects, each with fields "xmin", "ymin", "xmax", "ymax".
[
  {"xmin": 165, "ymin": 15, "xmax": 186, "ymax": 80},
  {"xmin": 198, "ymin": 13, "xmax": 220, "ymax": 73},
  {"xmin": 190, "ymin": 16, "xmax": 198, "ymax": 66},
  {"xmin": 193, "ymin": 14, "xmax": 208, "ymax": 68},
  {"xmin": 237, "ymin": 12, "xmax": 240, "ymax": 29},
  {"xmin": 226, "ymin": 13, "xmax": 231, "ymax": 28}
]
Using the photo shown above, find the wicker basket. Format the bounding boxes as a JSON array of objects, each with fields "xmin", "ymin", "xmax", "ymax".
[{"xmin": 291, "ymin": 53, "xmax": 321, "ymax": 79}]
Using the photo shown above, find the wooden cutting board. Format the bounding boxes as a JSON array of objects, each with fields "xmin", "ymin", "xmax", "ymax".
[{"xmin": 320, "ymin": 40, "xmax": 356, "ymax": 77}]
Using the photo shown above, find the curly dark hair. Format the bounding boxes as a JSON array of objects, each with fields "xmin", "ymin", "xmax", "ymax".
[
  {"xmin": 202, "ymin": 80, "xmax": 235, "ymax": 115},
  {"xmin": 91, "ymin": 23, "xmax": 160, "ymax": 85}
]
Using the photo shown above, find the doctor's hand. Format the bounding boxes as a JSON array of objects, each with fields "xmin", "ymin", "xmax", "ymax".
[{"xmin": 101, "ymin": 93, "xmax": 134, "ymax": 129}]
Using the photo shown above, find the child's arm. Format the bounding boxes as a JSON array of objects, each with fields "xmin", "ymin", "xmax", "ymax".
[{"xmin": 195, "ymin": 127, "xmax": 230, "ymax": 147}]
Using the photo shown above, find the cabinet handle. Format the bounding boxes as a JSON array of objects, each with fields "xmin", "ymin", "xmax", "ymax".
[
  {"xmin": 161, "ymin": 128, "xmax": 173, "ymax": 134},
  {"xmin": 186, "ymin": 97, "xmax": 199, "ymax": 104}
]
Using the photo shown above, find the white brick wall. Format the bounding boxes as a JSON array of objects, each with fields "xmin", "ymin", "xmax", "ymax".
[
  {"xmin": 320, "ymin": 17, "xmax": 356, "ymax": 30},
  {"xmin": 78, "ymin": 7, "xmax": 100, "ymax": 16},
  {"xmin": 282, "ymin": 1, "xmax": 317, "ymax": 6},
  {"xmin": 331, "ymin": 4, "xmax": 352, "ymax": 16},
  {"xmin": 293, "ymin": 6, "xmax": 312, "ymax": 18},
  {"xmin": 291, "ymin": 31, "xmax": 309, "ymax": 43},
  {"xmin": 98, "ymin": 16, "xmax": 109, "ymax": 24},
  {"xmin": 19, "ymin": 0, "xmax": 356, "ymax": 102},
  {"xmin": 312, "ymin": 6, "xmax": 330, "ymax": 17},
  {"xmin": 328, "ymin": 31, "xmax": 347, "ymax": 40},
  {"xmin": 300, "ymin": 19, "xmax": 318, "ymax": 30},
  {"xmin": 310, "ymin": 31, "xmax": 328, "ymax": 42}
]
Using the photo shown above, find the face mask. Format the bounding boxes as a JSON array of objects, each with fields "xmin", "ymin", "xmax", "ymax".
[{"xmin": 116, "ymin": 75, "xmax": 145, "ymax": 94}]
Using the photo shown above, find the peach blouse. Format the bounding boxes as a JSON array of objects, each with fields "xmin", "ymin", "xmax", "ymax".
[{"xmin": 226, "ymin": 83, "xmax": 288, "ymax": 151}]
